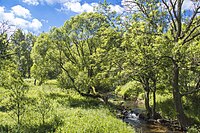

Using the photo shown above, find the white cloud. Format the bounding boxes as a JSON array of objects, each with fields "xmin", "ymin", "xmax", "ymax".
[
  {"xmin": 62, "ymin": 1, "xmax": 124, "ymax": 14},
  {"xmin": 22, "ymin": 0, "xmax": 80, "ymax": 5},
  {"xmin": 14, "ymin": 17, "xmax": 30, "ymax": 28},
  {"xmin": 45, "ymin": 0, "xmax": 79, "ymax": 4},
  {"xmin": 0, "ymin": 6, "xmax": 4, "ymax": 12},
  {"xmin": 0, "ymin": 6, "xmax": 15, "ymax": 22},
  {"xmin": 0, "ymin": 6, "xmax": 42, "ymax": 33},
  {"xmin": 121, "ymin": 0, "xmax": 137, "ymax": 11},
  {"xmin": 29, "ymin": 19, "xmax": 43, "ymax": 31},
  {"xmin": 21, "ymin": 0, "xmax": 124, "ymax": 14},
  {"xmin": 63, "ymin": 2, "xmax": 95, "ymax": 13},
  {"xmin": 22, "ymin": 0, "xmax": 39, "ymax": 6},
  {"xmin": 81, "ymin": 3, "xmax": 94, "ymax": 12},
  {"xmin": 109, "ymin": 5, "xmax": 124, "ymax": 14},
  {"xmin": 182, "ymin": 0, "xmax": 196, "ymax": 10},
  {"xmin": 11, "ymin": 5, "xmax": 31, "ymax": 19}
]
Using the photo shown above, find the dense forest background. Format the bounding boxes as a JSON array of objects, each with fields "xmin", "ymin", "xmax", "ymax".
[{"xmin": 0, "ymin": 0, "xmax": 200, "ymax": 132}]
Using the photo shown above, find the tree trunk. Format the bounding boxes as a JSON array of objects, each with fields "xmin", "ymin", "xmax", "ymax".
[
  {"xmin": 38, "ymin": 80, "xmax": 43, "ymax": 86},
  {"xmin": 144, "ymin": 89, "xmax": 152, "ymax": 118},
  {"xmin": 42, "ymin": 114, "xmax": 45, "ymax": 125},
  {"xmin": 17, "ymin": 102, "xmax": 20, "ymax": 126},
  {"xmin": 28, "ymin": 68, "xmax": 31, "ymax": 78},
  {"xmin": 143, "ymin": 78, "xmax": 152, "ymax": 118},
  {"xmin": 152, "ymin": 79, "xmax": 156, "ymax": 119},
  {"xmin": 17, "ymin": 102, "xmax": 21, "ymax": 132},
  {"xmin": 34, "ymin": 79, "xmax": 36, "ymax": 85},
  {"xmin": 172, "ymin": 62, "xmax": 188, "ymax": 130}
]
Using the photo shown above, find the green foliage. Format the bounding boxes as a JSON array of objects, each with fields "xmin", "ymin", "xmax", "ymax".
[
  {"xmin": 49, "ymin": 12, "xmax": 122, "ymax": 96},
  {"xmin": 31, "ymin": 33, "xmax": 60, "ymax": 85},
  {"xmin": 1, "ymin": 1, "xmax": 200, "ymax": 131},
  {"xmin": 0, "ymin": 69, "xmax": 29, "ymax": 132},
  {"xmin": 10, "ymin": 29, "xmax": 35, "ymax": 78},
  {"xmin": 115, "ymin": 81, "xmax": 143, "ymax": 100},
  {"xmin": 35, "ymin": 90, "xmax": 52, "ymax": 125}
]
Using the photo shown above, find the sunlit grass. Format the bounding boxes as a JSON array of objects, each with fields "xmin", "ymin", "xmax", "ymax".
[{"xmin": 0, "ymin": 79, "xmax": 135, "ymax": 133}]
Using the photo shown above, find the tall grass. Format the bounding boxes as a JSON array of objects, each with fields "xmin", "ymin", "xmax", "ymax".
[{"xmin": 0, "ymin": 79, "xmax": 134, "ymax": 133}]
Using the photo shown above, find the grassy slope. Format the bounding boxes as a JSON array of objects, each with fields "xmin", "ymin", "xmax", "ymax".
[{"xmin": 0, "ymin": 79, "xmax": 134, "ymax": 133}]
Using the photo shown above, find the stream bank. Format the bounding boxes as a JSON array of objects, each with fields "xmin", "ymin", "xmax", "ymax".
[{"xmin": 113, "ymin": 99, "xmax": 184, "ymax": 133}]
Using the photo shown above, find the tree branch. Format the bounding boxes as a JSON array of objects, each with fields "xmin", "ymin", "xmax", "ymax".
[
  {"xmin": 182, "ymin": 30, "xmax": 200, "ymax": 45},
  {"xmin": 0, "ymin": 52, "xmax": 17, "ymax": 58},
  {"xmin": 181, "ymin": 77, "xmax": 200, "ymax": 96},
  {"xmin": 176, "ymin": 0, "xmax": 182, "ymax": 40},
  {"xmin": 162, "ymin": 0, "xmax": 177, "ymax": 32},
  {"xmin": 170, "ymin": 0, "xmax": 178, "ymax": 21},
  {"xmin": 182, "ymin": 6, "xmax": 200, "ymax": 38},
  {"xmin": 59, "ymin": 57, "xmax": 102, "ymax": 99}
]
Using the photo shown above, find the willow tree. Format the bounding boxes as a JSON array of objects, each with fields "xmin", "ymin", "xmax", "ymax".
[
  {"xmin": 49, "ymin": 12, "xmax": 122, "ymax": 101},
  {"xmin": 122, "ymin": 0, "xmax": 200, "ymax": 129}
]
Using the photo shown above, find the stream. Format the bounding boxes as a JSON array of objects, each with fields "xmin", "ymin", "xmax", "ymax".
[
  {"xmin": 123, "ymin": 109, "xmax": 173, "ymax": 133},
  {"xmin": 118, "ymin": 101, "xmax": 183, "ymax": 133}
]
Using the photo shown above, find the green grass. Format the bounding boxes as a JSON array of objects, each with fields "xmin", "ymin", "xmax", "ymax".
[{"xmin": 0, "ymin": 79, "xmax": 134, "ymax": 133}]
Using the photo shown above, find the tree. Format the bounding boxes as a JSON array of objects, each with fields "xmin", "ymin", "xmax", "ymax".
[
  {"xmin": 35, "ymin": 91, "xmax": 52, "ymax": 125},
  {"xmin": 0, "ymin": 21, "xmax": 13, "ymax": 62},
  {"xmin": 0, "ymin": 23, "xmax": 30, "ymax": 131},
  {"xmin": 3, "ymin": 68, "xmax": 29, "ymax": 131},
  {"xmin": 24, "ymin": 32, "xmax": 36, "ymax": 78},
  {"xmin": 49, "ymin": 12, "xmax": 122, "ymax": 101},
  {"xmin": 122, "ymin": 0, "xmax": 200, "ymax": 129},
  {"xmin": 10, "ymin": 29, "xmax": 35, "ymax": 78},
  {"xmin": 31, "ymin": 33, "xmax": 59, "ymax": 85},
  {"xmin": 0, "ymin": 21, "xmax": 15, "ymax": 86},
  {"xmin": 121, "ymin": 21, "xmax": 160, "ymax": 119},
  {"xmin": 10, "ymin": 29, "xmax": 26, "ymax": 76}
]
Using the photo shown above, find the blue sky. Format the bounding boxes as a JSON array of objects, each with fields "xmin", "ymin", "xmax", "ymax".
[
  {"xmin": 0, "ymin": 0, "xmax": 124, "ymax": 34},
  {"xmin": 0, "ymin": 0, "xmax": 195, "ymax": 34}
]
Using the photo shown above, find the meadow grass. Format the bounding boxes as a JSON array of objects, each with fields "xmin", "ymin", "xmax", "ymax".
[{"xmin": 0, "ymin": 79, "xmax": 134, "ymax": 133}]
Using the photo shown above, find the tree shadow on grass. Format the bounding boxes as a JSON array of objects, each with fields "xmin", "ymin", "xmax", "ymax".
[
  {"xmin": 157, "ymin": 98, "xmax": 176, "ymax": 119},
  {"xmin": 25, "ymin": 114, "xmax": 64, "ymax": 133},
  {"xmin": 46, "ymin": 91, "xmax": 104, "ymax": 109},
  {"xmin": 68, "ymin": 96, "xmax": 104, "ymax": 109},
  {"xmin": 47, "ymin": 92, "xmax": 68, "ymax": 100},
  {"xmin": 0, "ymin": 105, "xmax": 8, "ymax": 112},
  {"xmin": 1, "ymin": 115, "xmax": 64, "ymax": 133},
  {"xmin": 0, "ymin": 123, "xmax": 59, "ymax": 133},
  {"xmin": 25, "ymin": 123, "xmax": 57, "ymax": 133},
  {"xmin": 0, "ymin": 124, "xmax": 9, "ymax": 133}
]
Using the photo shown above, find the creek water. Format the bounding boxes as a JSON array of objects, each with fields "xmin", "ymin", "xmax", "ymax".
[
  {"xmin": 121, "ymin": 101, "xmax": 182, "ymax": 133},
  {"xmin": 123, "ymin": 110, "xmax": 171, "ymax": 133}
]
